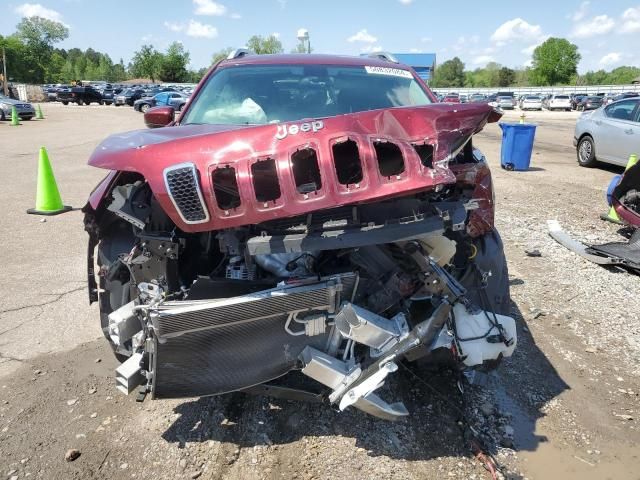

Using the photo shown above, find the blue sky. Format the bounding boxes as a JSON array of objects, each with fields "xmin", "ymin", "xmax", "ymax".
[{"xmin": 2, "ymin": 0, "xmax": 639, "ymax": 72}]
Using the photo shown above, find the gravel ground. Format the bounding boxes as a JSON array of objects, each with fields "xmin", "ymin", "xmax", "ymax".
[{"xmin": 0, "ymin": 105, "xmax": 638, "ymax": 480}]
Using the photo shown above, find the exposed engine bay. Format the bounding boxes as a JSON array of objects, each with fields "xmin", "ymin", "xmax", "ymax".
[
  {"xmin": 85, "ymin": 161, "xmax": 515, "ymax": 420},
  {"xmin": 83, "ymin": 102, "xmax": 516, "ymax": 420}
]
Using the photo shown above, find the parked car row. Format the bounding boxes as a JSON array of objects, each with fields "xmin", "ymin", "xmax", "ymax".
[
  {"xmin": 436, "ymin": 91, "xmax": 640, "ymax": 113},
  {"xmin": 40, "ymin": 82, "xmax": 194, "ymax": 112}
]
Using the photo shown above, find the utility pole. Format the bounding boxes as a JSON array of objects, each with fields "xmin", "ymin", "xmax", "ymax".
[{"xmin": 1, "ymin": 46, "xmax": 8, "ymax": 96}]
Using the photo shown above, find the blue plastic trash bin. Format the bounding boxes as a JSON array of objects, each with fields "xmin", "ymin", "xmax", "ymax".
[{"xmin": 499, "ymin": 123, "xmax": 537, "ymax": 171}]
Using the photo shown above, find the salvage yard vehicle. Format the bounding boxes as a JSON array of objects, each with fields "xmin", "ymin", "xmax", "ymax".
[
  {"xmin": 576, "ymin": 95, "xmax": 603, "ymax": 111},
  {"xmin": 574, "ymin": 97, "xmax": 640, "ymax": 167},
  {"xmin": 134, "ymin": 91, "xmax": 189, "ymax": 113},
  {"xmin": 83, "ymin": 52, "xmax": 516, "ymax": 420},
  {"xmin": 57, "ymin": 85, "xmax": 105, "ymax": 105},
  {"xmin": 496, "ymin": 95, "xmax": 515, "ymax": 110},
  {"xmin": 546, "ymin": 94, "xmax": 572, "ymax": 111},
  {"xmin": 115, "ymin": 88, "xmax": 147, "ymax": 106},
  {"xmin": 519, "ymin": 95, "xmax": 543, "ymax": 111},
  {"xmin": 0, "ymin": 94, "xmax": 36, "ymax": 120}
]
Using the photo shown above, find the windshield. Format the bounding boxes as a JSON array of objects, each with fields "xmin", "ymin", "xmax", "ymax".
[{"xmin": 182, "ymin": 64, "xmax": 432, "ymax": 125}]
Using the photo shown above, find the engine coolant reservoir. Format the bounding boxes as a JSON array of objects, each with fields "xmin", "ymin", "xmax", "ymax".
[{"xmin": 453, "ymin": 303, "xmax": 517, "ymax": 367}]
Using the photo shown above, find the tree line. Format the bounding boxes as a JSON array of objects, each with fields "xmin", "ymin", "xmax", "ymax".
[
  {"xmin": 3, "ymin": 18, "xmax": 636, "ymax": 89},
  {"xmin": 432, "ymin": 38, "xmax": 639, "ymax": 88},
  {"xmin": 0, "ymin": 16, "xmax": 295, "ymax": 86}
]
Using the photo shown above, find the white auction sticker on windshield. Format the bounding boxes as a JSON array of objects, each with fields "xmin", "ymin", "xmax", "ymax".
[{"xmin": 364, "ymin": 66, "xmax": 413, "ymax": 79}]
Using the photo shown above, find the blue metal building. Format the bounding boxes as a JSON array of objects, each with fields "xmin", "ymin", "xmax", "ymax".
[{"xmin": 392, "ymin": 53, "xmax": 437, "ymax": 83}]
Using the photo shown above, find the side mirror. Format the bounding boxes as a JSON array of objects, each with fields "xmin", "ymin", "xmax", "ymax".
[{"xmin": 144, "ymin": 106, "xmax": 175, "ymax": 128}]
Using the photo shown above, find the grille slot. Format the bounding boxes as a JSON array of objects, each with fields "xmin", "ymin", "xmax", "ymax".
[
  {"xmin": 212, "ymin": 166, "xmax": 241, "ymax": 210},
  {"xmin": 164, "ymin": 163, "xmax": 209, "ymax": 224},
  {"xmin": 333, "ymin": 139, "xmax": 363, "ymax": 185},
  {"xmin": 251, "ymin": 158, "xmax": 281, "ymax": 203},
  {"xmin": 374, "ymin": 141, "xmax": 405, "ymax": 177}
]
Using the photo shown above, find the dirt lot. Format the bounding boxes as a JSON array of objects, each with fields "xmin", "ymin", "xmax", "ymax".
[{"xmin": 0, "ymin": 104, "xmax": 638, "ymax": 480}]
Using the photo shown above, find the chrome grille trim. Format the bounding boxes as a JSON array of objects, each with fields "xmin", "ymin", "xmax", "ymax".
[{"xmin": 163, "ymin": 162, "xmax": 210, "ymax": 224}]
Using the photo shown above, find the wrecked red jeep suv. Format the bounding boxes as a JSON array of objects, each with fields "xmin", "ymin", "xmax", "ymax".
[{"xmin": 83, "ymin": 52, "xmax": 516, "ymax": 420}]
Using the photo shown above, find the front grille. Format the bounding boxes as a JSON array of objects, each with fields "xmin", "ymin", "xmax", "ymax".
[{"xmin": 164, "ymin": 163, "xmax": 209, "ymax": 224}]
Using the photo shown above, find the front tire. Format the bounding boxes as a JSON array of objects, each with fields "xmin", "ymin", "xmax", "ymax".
[
  {"xmin": 140, "ymin": 103, "xmax": 150, "ymax": 113},
  {"xmin": 577, "ymin": 135, "xmax": 597, "ymax": 167}
]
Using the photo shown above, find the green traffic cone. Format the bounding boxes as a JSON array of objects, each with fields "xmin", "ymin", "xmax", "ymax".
[
  {"xmin": 36, "ymin": 104, "xmax": 44, "ymax": 119},
  {"xmin": 26, "ymin": 147, "xmax": 72, "ymax": 216},
  {"xmin": 625, "ymin": 153, "xmax": 638, "ymax": 171},
  {"xmin": 10, "ymin": 106, "xmax": 20, "ymax": 126}
]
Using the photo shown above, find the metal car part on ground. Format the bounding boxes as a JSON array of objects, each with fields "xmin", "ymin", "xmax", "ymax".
[{"xmin": 82, "ymin": 54, "xmax": 516, "ymax": 420}]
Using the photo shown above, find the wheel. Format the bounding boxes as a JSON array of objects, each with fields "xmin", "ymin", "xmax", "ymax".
[
  {"xmin": 23, "ymin": 116, "xmax": 32, "ymax": 121},
  {"xmin": 99, "ymin": 100, "xmax": 104, "ymax": 105},
  {"xmin": 62, "ymin": 101, "xmax": 68, "ymax": 105},
  {"xmin": 178, "ymin": 104, "xmax": 184, "ymax": 112},
  {"xmin": 84, "ymin": 101, "xmax": 90, "ymax": 105},
  {"xmin": 0, "ymin": 110, "xmax": 5, "ymax": 121},
  {"xmin": 577, "ymin": 135, "xmax": 597, "ymax": 167},
  {"xmin": 140, "ymin": 103, "xmax": 150, "ymax": 113},
  {"xmin": 115, "ymin": 104, "xmax": 121, "ymax": 107}
]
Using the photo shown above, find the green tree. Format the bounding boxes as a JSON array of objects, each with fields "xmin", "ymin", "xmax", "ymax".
[
  {"xmin": 246, "ymin": 35, "xmax": 284, "ymax": 54},
  {"xmin": 129, "ymin": 44, "xmax": 163, "ymax": 82},
  {"xmin": 607, "ymin": 66, "xmax": 640, "ymax": 84},
  {"xmin": 432, "ymin": 57, "xmax": 465, "ymax": 88},
  {"xmin": 160, "ymin": 42, "xmax": 190, "ymax": 82},
  {"xmin": 0, "ymin": 34, "xmax": 30, "ymax": 83},
  {"xmin": 513, "ymin": 68, "xmax": 531, "ymax": 87},
  {"xmin": 15, "ymin": 16, "xmax": 69, "ymax": 83},
  {"xmin": 45, "ymin": 52, "xmax": 66, "ymax": 82},
  {"xmin": 497, "ymin": 67, "xmax": 515, "ymax": 87},
  {"xmin": 60, "ymin": 59, "xmax": 75, "ymax": 82},
  {"xmin": 211, "ymin": 48, "xmax": 233, "ymax": 64},
  {"xmin": 112, "ymin": 59, "xmax": 128, "ymax": 82},
  {"xmin": 531, "ymin": 38, "xmax": 581, "ymax": 85}
]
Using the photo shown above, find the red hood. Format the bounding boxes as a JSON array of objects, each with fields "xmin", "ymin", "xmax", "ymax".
[{"xmin": 89, "ymin": 103, "xmax": 501, "ymax": 232}]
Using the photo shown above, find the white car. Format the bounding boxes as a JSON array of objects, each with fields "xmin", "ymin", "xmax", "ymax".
[
  {"xmin": 520, "ymin": 95, "xmax": 543, "ymax": 111},
  {"xmin": 547, "ymin": 94, "xmax": 572, "ymax": 111}
]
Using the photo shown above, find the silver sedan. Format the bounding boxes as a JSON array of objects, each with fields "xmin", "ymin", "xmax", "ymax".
[
  {"xmin": 574, "ymin": 97, "xmax": 640, "ymax": 167},
  {"xmin": 0, "ymin": 94, "xmax": 36, "ymax": 121}
]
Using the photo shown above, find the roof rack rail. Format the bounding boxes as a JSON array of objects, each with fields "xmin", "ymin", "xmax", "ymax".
[
  {"xmin": 226, "ymin": 48, "xmax": 252, "ymax": 60},
  {"xmin": 367, "ymin": 52, "xmax": 399, "ymax": 63}
]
